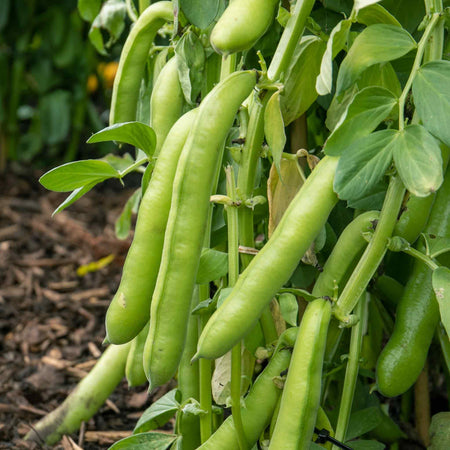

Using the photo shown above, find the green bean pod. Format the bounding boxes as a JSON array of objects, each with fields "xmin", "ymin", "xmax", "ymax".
[
  {"xmin": 376, "ymin": 168, "xmax": 450, "ymax": 397},
  {"xmin": 269, "ymin": 298, "xmax": 331, "ymax": 449},
  {"xmin": 125, "ymin": 322, "xmax": 149, "ymax": 387},
  {"xmin": 110, "ymin": 1, "xmax": 173, "ymax": 125},
  {"xmin": 210, "ymin": 0, "xmax": 280, "ymax": 54},
  {"xmin": 198, "ymin": 333, "xmax": 296, "ymax": 449},
  {"xmin": 196, "ymin": 156, "xmax": 338, "ymax": 360},
  {"xmin": 105, "ymin": 109, "xmax": 198, "ymax": 344},
  {"xmin": 150, "ymin": 55, "xmax": 185, "ymax": 156},
  {"xmin": 144, "ymin": 70, "xmax": 257, "ymax": 389}
]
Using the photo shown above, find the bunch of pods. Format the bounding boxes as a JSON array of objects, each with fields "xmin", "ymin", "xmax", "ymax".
[{"xmin": 28, "ymin": 0, "xmax": 450, "ymax": 449}]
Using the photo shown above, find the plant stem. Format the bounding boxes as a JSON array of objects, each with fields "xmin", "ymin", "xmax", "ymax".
[
  {"xmin": 402, "ymin": 246, "xmax": 439, "ymax": 270},
  {"xmin": 398, "ymin": 13, "xmax": 440, "ymax": 130},
  {"xmin": 333, "ymin": 293, "xmax": 368, "ymax": 448},
  {"xmin": 225, "ymin": 165, "xmax": 248, "ymax": 450},
  {"xmin": 334, "ymin": 176, "xmax": 405, "ymax": 323},
  {"xmin": 138, "ymin": 0, "xmax": 150, "ymax": 15}
]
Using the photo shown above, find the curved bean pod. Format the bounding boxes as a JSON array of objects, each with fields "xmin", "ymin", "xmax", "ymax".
[
  {"xmin": 144, "ymin": 70, "xmax": 257, "ymax": 389},
  {"xmin": 105, "ymin": 109, "xmax": 198, "ymax": 344}
]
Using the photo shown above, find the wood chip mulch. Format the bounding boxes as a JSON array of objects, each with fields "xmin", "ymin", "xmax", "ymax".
[{"xmin": 0, "ymin": 169, "xmax": 173, "ymax": 449}]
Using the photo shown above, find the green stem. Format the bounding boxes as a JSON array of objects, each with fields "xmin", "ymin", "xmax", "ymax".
[
  {"xmin": 139, "ymin": 0, "xmax": 150, "ymax": 15},
  {"xmin": 398, "ymin": 13, "xmax": 440, "ymax": 130},
  {"xmin": 334, "ymin": 176, "xmax": 405, "ymax": 323},
  {"xmin": 267, "ymin": 0, "xmax": 316, "ymax": 81},
  {"xmin": 424, "ymin": 0, "xmax": 444, "ymax": 61},
  {"xmin": 225, "ymin": 165, "xmax": 248, "ymax": 450},
  {"xmin": 402, "ymin": 246, "xmax": 439, "ymax": 270},
  {"xmin": 333, "ymin": 293, "xmax": 368, "ymax": 448}
]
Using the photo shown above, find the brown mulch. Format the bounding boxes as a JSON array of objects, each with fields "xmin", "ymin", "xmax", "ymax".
[{"xmin": 0, "ymin": 168, "xmax": 172, "ymax": 449}]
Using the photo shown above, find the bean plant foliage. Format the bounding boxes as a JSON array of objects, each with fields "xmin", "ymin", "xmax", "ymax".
[{"xmin": 27, "ymin": 0, "xmax": 450, "ymax": 449}]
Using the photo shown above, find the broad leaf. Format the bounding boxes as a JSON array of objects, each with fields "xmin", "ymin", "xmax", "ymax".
[
  {"xmin": 103, "ymin": 153, "xmax": 136, "ymax": 172},
  {"xmin": 422, "ymin": 234, "xmax": 450, "ymax": 259},
  {"xmin": 393, "ymin": 125, "xmax": 443, "ymax": 197},
  {"xmin": 115, "ymin": 189, "xmax": 142, "ymax": 240},
  {"xmin": 134, "ymin": 389, "xmax": 180, "ymax": 434},
  {"xmin": 281, "ymin": 36, "xmax": 326, "ymax": 125},
  {"xmin": 196, "ymin": 248, "xmax": 228, "ymax": 284},
  {"xmin": 346, "ymin": 407, "xmax": 383, "ymax": 441},
  {"xmin": 53, "ymin": 183, "xmax": 97, "ymax": 215},
  {"xmin": 347, "ymin": 178, "xmax": 387, "ymax": 210},
  {"xmin": 78, "ymin": 0, "xmax": 101, "ymax": 22},
  {"xmin": 326, "ymin": 84, "xmax": 358, "ymax": 132},
  {"xmin": 265, "ymin": 91, "xmax": 286, "ymax": 175},
  {"xmin": 316, "ymin": 19, "xmax": 352, "ymax": 95},
  {"xmin": 412, "ymin": 60, "xmax": 450, "ymax": 147},
  {"xmin": 278, "ymin": 293, "xmax": 298, "ymax": 326},
  {"xmin": 355, "ymin": 3, "xmax": 401, "ymax": 27},
  {"xmin": 334, "ymin": 129, "xmax": 398, "ymax": 201},
  {"xmin": 345, "ymin": 440, "xmax": 385, "ymax": 450},
  {"xmin": 109, "ymin": 432, "xmax": 177, "ymax": 450},
  {"xmin": 336, "ymin": 24, "xmax": 416, "ymax": 95},
  {"xmin": 430, "ymin": 412, "xmax": 450, "ymax": 450},
  {"xmin": 88, "ymin": 122, "xmax": 156, "ymax": 158},
  {"xmin": 354, "ymin": 0, "xmax": 382, "ymax": 10},
  {"xmin": 40, "ymin": 160, "xmax": 120, "ymax": 192},
  {"xmin": 433, "ymin": 267, "xmax": 450, "ymax": 338},
  {"xmin": 357, "ymin": 62, "xmax": 402, "ymax": 97},
  {"xmin": 180, "ymin": 0, "xmax": 220, "ymax": 29},
  {"xmin": 279, "ymin": 287, "xmax": 317, "ymax": 302},
  {"xmin": 324, "ymin": 87, "xmax": 398, "ymax": 156}
]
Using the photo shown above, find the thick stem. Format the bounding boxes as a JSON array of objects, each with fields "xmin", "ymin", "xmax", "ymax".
[
  {"xmin": 333, "ymin": 293, "xmax": 368, "ymax": 448},
  {"xmin": 334, "ymin": 176, "xmax": 405, "ymax": 323}
]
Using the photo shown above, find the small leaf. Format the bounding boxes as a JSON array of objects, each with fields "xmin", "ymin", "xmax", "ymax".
[
  {"xmin": 179, "ymin": 0, "xmax": 220, "ymax": 29},
  {"xmin": 40, "ymin": 160, "xmax": 120, "ymax": 192},
  {"xmin": 422, "ymin": 234, "xmax": 450, "ymax": 259},
  {"xmin": 115, "ymin": 189, "xmax": 142, "ymax": 240},
  {"xmin": 281, "ymin": 36, "xmax": 326, "ymax": 125},
  {"xmin": 336, "ymin": 24, "xmax": 416, "ymax": 95},
  {"xmin": 103, "ymin": 153, "xmax": 136, "ymax": 172},
  {"xmin": 412, "ymin": 60, "xmax": 450, "ymax": 147},
  {"xmin": 264, "ymin": 91, "xmax": 286, "ymax": 175},
  {"xmin": 88, "ymin": 122, "xmax": 156, "ymax": 158},
  {"xmin": 430, "ymin": 412, "xmax": 450, "ymax": 450},
  {"xmin": 324, "ymin": 87, "xmax": 398, "ymax": 156},
  {"xmin": 133, "ymin": 389, "xmax": 180, "ymax": 434},
  {"xmin": 433, "ymin": 267, "xmax": 450, "ymax": 339},
  {"xmin": 279, "ymin": 288, "xmax": 317, "ymax": 302},
  {"xmin": 109, "ymin": 432, "xmax": 177, "ymax": 450},
  {"xmin": 52, "ymin": 183, "xmax": 97, "ymax": 215},
  {"xmin": 355, "ymin": 3, "xmax": 401, "ymax": 27},
  {"xmin": 346, "ymin": 407, "xmax": 384, "ymax": 441},
  {"xmin": 278, "ymin": 293, "xmax": 298, "ymax": 326},
  {"xmin": 393, "ymin": 125, "xmax": 443, "ymax": 197},
  {"xmin": 175, "ymin": 31, "xmax": 206, "ymax": 105},
  {"xmin": 78, "ymin": 0, "xmax": 101, "ymax": 22},
  {"xmin": 316, "ymin": 19, "xmax": 352, "ymax": 96},
  {"xmin": 196, "ymin": 248, "xmax": 228, "ymax": 284},
  {"xmin": 334, "ymin": 129, "xmax": 398, "ymax": 201}
]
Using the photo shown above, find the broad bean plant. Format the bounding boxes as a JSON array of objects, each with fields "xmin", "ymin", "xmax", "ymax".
[{"xmin": 27, "ymin": 0, "xmax": 450, "ymax": 449}]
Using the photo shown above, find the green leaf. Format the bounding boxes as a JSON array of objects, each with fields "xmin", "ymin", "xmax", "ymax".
[
  {"xmin": 347, "ymin": 178, "xmax": 387, "ymax": 211},
  {"xmin": 346, "ymin": 407, "xmax": 384, "ymax": 441},
  {"xmin": 78, "ymin": 0, "xmax": 101, "ymax": 22},
  {"xmin": 40, "ymin": 160, "xmax": 120, "ymax": 192},
  {"xmin": 89, "ymin": 0, "xmax": 126, "ymax": 55},
  {"xmin": 175, "ymin": 31, "xmax": 206, "ymax": 105},
  {"xmin": 279, "ymin": 288, "xmax": 317, "ymax": 302},
  {"xmin": 115, "ymin": 189, "xmax": 142, "ymax": 240},
  {"xmin": 196, "ymin": 248, "xmax": 228, "ymax": 284},
  {"xmin": 336, "ymin": 24, "xmax": 416, "ymax": 95},
  {"xmin": 412, "ymin": 60, "xmax": 450, "ymax": 147},
  {"xmin": 433, "ymin": 267, "xmax": 450, "ymax": 339},
  {"xmin": 134, "ymin": 389, "xmax": 180, "ymax": 434},
  {"xmin": 422, "ymin": 234, "xmax": 450, "ymax": 259},
  {"xmin": 265, "ymin": 90, "xmax": 286, "ymax": 176},
  {"xmin": 88, "ymin": 122, "xmax": 156, "ymax": 158},
  {"xmin": 430, "ymin": 412, "xmax": 450, "ymax": 450},
  {"xmin": 281, "ymin": 36, "xmax": 326, "ymax": 126},
  {"xmin": 180, "ymin": 0, "xmax": 220, "ymax": 29},
  {"xmin": 381, "ymin": 0, "xmax": 425, "ymax": 33},
  {"xmin": 393, "ymin": 125, "xmax": 443, "ymax": 197},
  {"xmin": 355, "ymin": 3, "xmax": 401, "ymax": 27},
  {"xmin": 357, "ymin": 62, "xmax": 402, "ymax": 97},
  {"xmin": 278, "ymin": 293, "xmax": 298, "ymax": 326},
  {"xmin": 52, "ymin": 183, "xmax": 97, "ymax": 215},
  {"xmin": 326, "ymin": 84, "xmax": 359, "ymax": 132},
  {"xmin": 334, "ymin": 129, "xmax": 398, "ymax": 201},
  {"xmin": 109, "ymin": 432, "xmax": 177, "ymax": 450},
  {"xmin": 316, "ymin": 19, "xmax": 352, "ymax": 96},
  {"xmin": 324, "ymin": 87, "xmax": 398, "ymax": 156}
]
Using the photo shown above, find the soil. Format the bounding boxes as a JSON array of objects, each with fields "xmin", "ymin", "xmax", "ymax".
[{"xmin": 0, "ymin": 167, "xmax": 173, "ymax": 449}]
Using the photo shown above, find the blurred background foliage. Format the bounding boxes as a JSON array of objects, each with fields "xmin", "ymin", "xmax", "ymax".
[{"xmin": 0, "ymin": 0, "xmax": 132, "ymax": 170}]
